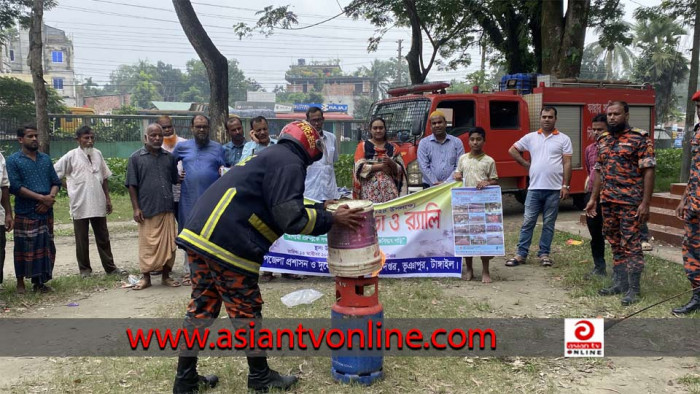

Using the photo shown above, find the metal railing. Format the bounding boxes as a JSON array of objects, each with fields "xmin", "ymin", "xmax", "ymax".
[{"xmin": 0, "ymin": 115, "xmax": 368, "ymax": 158}]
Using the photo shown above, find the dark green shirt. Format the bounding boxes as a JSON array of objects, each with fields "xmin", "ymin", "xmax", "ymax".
[{"xmin": 125, "ymin": 147, "xmax": 178, "ymax": 218}]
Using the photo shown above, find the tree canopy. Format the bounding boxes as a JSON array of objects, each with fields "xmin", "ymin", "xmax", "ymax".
[
  {"xmin": 99, "ymin": 59, "xmax": 261, "ymax": 109},
  {"xmin": 0, "ymin": 76, "xmax": 66, "ymax": 122}
]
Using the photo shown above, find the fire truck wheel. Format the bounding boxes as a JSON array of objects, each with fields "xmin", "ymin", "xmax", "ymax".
[{"xmin": 514, "ymin": 190, "xmax": 527, "ymax": 205}]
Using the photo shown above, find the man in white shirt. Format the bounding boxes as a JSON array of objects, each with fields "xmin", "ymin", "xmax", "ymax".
[
  {"xmin": 304, "ymin": 106, "xmax": 339, "ymax": 201},
  {"xmin": 505, "ymin": 106, "xmax": 572, "ymax": 267},
  {"xmin": 0, "ymin": 152, "xmax": 12, "ymax": 289},
  {"xmin": 54, "ymin": 126, "xmax": 126, "ymax": 277}
]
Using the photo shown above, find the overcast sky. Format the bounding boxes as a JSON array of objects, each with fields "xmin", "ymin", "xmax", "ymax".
[{"xmin": 43, "ymin": 0, "xmax": 668, "ymax": 92}]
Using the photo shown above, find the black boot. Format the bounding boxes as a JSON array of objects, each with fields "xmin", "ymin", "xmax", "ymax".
[
  {"xmin": 247, "ymin": 356, "xmax": 298, "ymax": 393},
  {"xmin": 672, "ymin": 289, "xmax": 700, "ymax": 315},
  {"xmin": 599, "ymin": 265, "xmax": 628, "ymax": 295},
  {"xmin": 173, "ymin": 357, "xmax": 219, "ymax": 394},
  {"xmin": 621, "ymin": 271, "xmax": 642, "ymax": 306}
]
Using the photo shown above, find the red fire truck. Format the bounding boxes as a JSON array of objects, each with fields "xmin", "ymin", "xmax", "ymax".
[{"xmin": 369, "ymin": 78, "xmax": 656, "ymax": 208}]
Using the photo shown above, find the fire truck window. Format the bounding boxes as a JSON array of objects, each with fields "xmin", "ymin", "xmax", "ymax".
[
  {"xmin": 370, "ymin": 99, "xmax": 431, "ymax": 140},
  {"xmin": 490, "ymin": 101, "xmax": 519, "ymax": 129},
  {"xmin": 437, "ymin": 101, "xmax": 476, "ymax": 137}
]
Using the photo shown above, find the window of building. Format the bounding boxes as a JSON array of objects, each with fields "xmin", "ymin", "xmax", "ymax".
[
  {"xmin": 53, "ymin": 78, "xmax": 64, "ymax": 90},
  {"xmin": 51, "ymin": 51, "xmax": 63, "ymax": 63},
  {"xmin": 355, "ymin": 83, "xmax": 363, "ymax": 94},
  {"xmin": 9, "ymin": 49, "xmax": 14, "ymax": 61}
]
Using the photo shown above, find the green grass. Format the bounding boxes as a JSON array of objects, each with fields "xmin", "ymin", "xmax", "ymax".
[
  {"xmin": 0, "ymin": 273, "xmax": 132, "ymax": 311},
  {"xmin": 679, "ymin": 374, "xmax": 700, "ymax": 394},
  {"xmin": 545, "ymin": 231, "xmax": 696, "ymax": 319},
  {"xmin": 52, "ymin": 194, "xmax": 134, "ymax": 225}
]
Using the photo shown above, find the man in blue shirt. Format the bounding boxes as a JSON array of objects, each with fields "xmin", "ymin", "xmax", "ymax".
[
  {"xmin": 417, "ymin": 110, "xmax": 464, "ymax": 188},
  {"xmin": 223, "ymin": 115, "xmax": 245, "ymax": 167},
  {"xmin": 241, "ymin": 116, "xmax": 277, "ymax": 160},
  {"xmin": 173, "ymin": 115, "xmax": 226, "ymax": 232},
  {"xmin": 7, "ymin": 125, "xmax": 61, "ymax": 294}
]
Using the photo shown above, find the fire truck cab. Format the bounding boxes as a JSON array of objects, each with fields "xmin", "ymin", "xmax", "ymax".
[{"xmin": 369, "ymin": 78, "xmax": 655, "ymax": 208}]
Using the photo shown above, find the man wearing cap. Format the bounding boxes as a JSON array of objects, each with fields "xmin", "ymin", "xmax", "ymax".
[
  {"xmin": 172, "ymin": 120, "xmax": 364, "ymax": 393},
  {"xmin": 585, "ymin": 101, "xmax": 655, "ymax": 306},
  {"xmin": 506, "ymin": 106, "xmax": 573, "ymax": 268},
  {"xmin": 672, "ymin": 91, "xmax": 700, "ymax": 314},
  {"xmin": 417, "ymin": 110, "xmax": 464, "ymax": 188}
]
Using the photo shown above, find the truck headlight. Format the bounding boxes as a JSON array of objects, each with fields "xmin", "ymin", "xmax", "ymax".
[{"xmin": 407, "ymin": 160, "xmax": 422, "ymax": 186}]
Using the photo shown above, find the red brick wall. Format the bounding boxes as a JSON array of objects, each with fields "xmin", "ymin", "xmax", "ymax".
[{"xmin": 83, "ymin": 94, "xmax": 131, "ymax": 114}]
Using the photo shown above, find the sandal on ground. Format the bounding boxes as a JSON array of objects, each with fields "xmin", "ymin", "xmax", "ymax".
[
  {"xmin": 505, "ymin": 257, "xmax": 524, "ymax": 267},
  {"xmin": 32, "ymin": 284, "xmax": 54, "ymax": 293},
  {"xmin": 540, "ymin": 256, "xmax": 553, "ymax": 267},
  {"xmin": 641, "ymin": 241, "xmax": 653, "ymax": 251},
  {"xmin": 132, "ymin": 279, "xmax": 151, "ymax": 290},
  {"xmin": 162, "ymin": 277, "xmax": 181, "ymax": 287},
  {"xmin": 181, "ymin": 275, "xmax": 192, "ymax": 286}
]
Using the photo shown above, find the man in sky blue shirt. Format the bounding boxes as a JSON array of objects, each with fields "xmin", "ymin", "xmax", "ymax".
[
  {"xmin": 223, "ymin": 116, "xmax": 245, "ymax": 167},
  {"xmin": 417, "ymin": 110, "xmax": 464, "ymax": 188},
  {"xmin": 241, "ymin": 116, "xmax": 277, "ymax": 160}
]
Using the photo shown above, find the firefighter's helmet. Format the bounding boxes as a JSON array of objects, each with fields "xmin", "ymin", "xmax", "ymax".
[{"xmin": 278, "ymin": 120, "xmax": 324, "ymax": 162}]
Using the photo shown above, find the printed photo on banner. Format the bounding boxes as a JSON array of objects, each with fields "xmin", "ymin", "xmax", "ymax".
[{"xmin": 451, "ymin": 186, "xmax": 505, "ymax": 257}]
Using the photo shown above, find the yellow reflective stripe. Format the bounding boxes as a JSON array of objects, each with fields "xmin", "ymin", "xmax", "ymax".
[
  {"xmin": 248, "ymin": 214, "xmax": 279, "ymax": 243},
  {"xmin": 201, "ymin": 188, "xmax": 236, "ymax": 240},
  {"xmin": 301, "ymin": 208, "xmax": 317, "ymax": 235},
  {"xmin": 179, "ymin": 229, "xmax": 259, "ymax": 274}
]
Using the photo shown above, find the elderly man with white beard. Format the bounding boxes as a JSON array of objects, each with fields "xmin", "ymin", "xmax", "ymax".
[{"xmin": 54, "ymin": 125, "xmax": 126, "ymax": 277}]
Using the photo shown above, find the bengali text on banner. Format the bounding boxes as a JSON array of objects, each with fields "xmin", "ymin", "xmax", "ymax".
[{"xmin": 262, "ymin": 182, "xmax": 462, "ymax": 277}]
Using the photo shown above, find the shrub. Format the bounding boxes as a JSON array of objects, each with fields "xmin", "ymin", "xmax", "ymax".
[
  {"xmin": 334, "ymin": 153, "xmax": 354, "ymax": 189},
  {"xmin": 655, "ymin": 148, "xmax": 682, "ymax": 192},
  {"xmin": 105, "ymin": 157, "xmax": 129, "ymax": 195}
]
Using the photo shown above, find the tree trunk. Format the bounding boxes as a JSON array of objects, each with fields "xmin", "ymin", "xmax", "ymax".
[
  {"xmin": 682, "ymin": 0, "xmax": 700, "ymax": 182},
  {"xmin": 403, "ymin": 0, "xmax": 424, "ymax": 84},
  {"xmin": 29, "ymin": 0, "xmax": 50, "ymax": 154},
  {"xmin": 541, "ymin": 0, "xmax": 563, "ymax": 75},
  {"xmin": 173, "ymin": 0, "xmax": 228, "ymax": 142},
  {"xmin": 555, "ymin": 0, "xmax": 590, "ymax": 77},
  {"xmin": 541, "ymin": 0, "xmax": 589, "ymax": 78}
]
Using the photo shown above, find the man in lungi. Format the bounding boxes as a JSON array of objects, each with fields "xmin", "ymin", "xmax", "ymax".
[
  {"xmin": 172, "ymin": 120, "xmax": 364, "ymax": 393},
  {"xmin": 7, "ymin": 125, "xmax": 61, "ymax": 294},
  {"xmin": 126, "ymin": 123, "xmax": 180, "ymax": 290}
]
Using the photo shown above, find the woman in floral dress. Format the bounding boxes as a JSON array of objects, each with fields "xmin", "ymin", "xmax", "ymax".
[{"xmin": 353, "ymin": 117, "xmax": 407, "ymax": 203}]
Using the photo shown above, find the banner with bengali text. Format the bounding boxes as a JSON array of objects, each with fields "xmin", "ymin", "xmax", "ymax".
[{"xmin": 262, "ymin": 182, "xmax": 462, "ymax": 277}]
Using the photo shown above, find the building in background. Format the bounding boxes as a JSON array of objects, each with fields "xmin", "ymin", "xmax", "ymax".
[
  {"xmin": 82, "ymin": 94, "xmax": 132, "ymax": 114},
  {"xmin": 285, "ymin": 59, "xmax": 372, "ymax": 117},
  {"xmin": 8, "ymin": 23, "xmax": 77, "ymax": 106}
]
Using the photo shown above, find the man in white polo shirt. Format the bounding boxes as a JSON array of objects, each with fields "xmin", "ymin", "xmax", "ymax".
[{"xmin": 505, "ymin": 106, "xmax": 572, "ymax": 267}]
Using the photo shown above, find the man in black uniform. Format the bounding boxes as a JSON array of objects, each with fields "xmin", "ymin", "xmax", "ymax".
[{"xmin": 172, "ymin": 120, "xmax": 363, "ymax": 393}]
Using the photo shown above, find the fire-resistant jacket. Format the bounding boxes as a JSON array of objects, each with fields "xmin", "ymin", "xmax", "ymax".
[{"xmin": 176, "ymin": 141, "xmax": 334, "ymax": 276}]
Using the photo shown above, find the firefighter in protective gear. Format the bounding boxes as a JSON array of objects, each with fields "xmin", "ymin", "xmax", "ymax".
[
  {"xmin": 172, "ymin": 120, "xmax": 364, "ymax": 393},
  {"xmin": 585, "ymin": 101, "xmax": 656, "ymax": 306},
  {"xmin": 672, "ymin": 90, "xmax": 700, "ymax": 315}
]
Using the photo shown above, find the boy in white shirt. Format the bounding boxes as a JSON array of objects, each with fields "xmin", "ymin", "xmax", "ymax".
[{"xmin": 454, "ymin": 127, "xmax": 498, "ymax": 282}]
